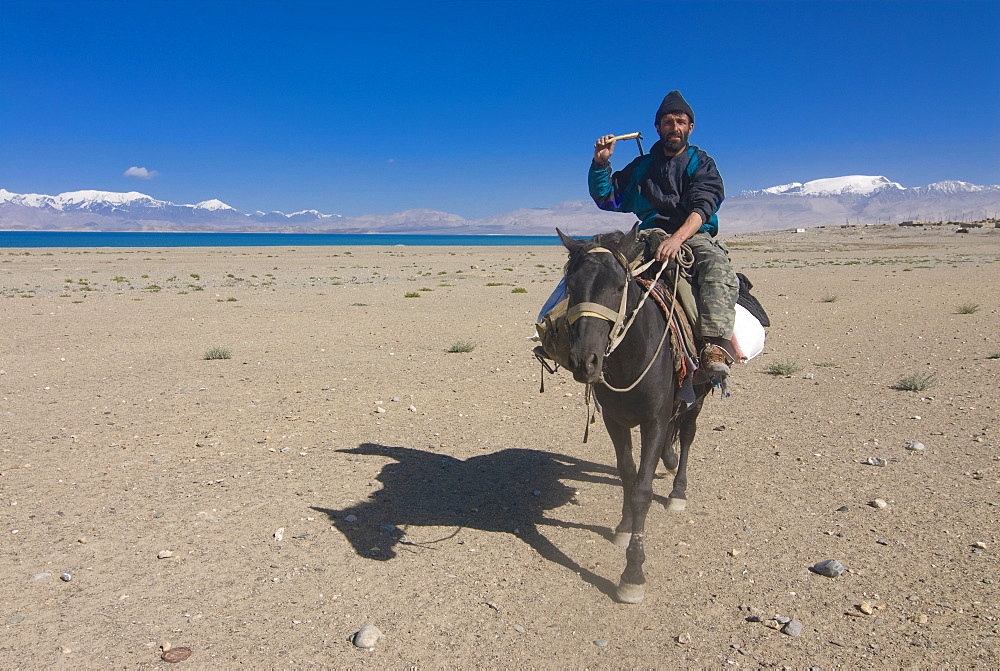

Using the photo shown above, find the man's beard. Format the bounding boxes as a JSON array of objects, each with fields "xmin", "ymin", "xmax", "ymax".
[{"xmin": 662, "ymin": 132, "xmax": 689, "ymax": 153}]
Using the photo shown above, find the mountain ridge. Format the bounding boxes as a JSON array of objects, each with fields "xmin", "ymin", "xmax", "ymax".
[{"xmin": 2, "ymin": 176, "xmax": 998, "ymax": 236}]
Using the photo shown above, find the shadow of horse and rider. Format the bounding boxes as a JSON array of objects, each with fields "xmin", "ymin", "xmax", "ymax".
[{"xmin": 312, "ymin": 443, "xmax": 677, "ymax": 599}]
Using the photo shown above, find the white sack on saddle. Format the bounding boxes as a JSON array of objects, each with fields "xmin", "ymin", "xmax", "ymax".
[{"xmin": 731, "ymin": 304, "xmax": 765, "ymax": 361}]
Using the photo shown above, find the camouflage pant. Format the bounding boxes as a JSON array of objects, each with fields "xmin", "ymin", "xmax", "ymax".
[{"xmin": 685, "ymin": 232, "xmax": 738, "ymax": 339}]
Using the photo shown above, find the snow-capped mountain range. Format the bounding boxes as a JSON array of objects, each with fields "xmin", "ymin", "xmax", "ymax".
[
  {"xmin": 0, "ymin": 189, "xmax": 341, "ymax": 223},
  {"xmin": 1, "ymin": 175, "xmax": 998, "ymax": 236}
]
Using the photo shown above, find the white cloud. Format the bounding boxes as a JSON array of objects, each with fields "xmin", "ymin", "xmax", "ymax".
[{"xmin": 123, "ymin": 166, "xmax": 159, "ymax": 179}]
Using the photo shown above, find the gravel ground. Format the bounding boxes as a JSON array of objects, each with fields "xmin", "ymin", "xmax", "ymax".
[{"xmin": 1, "ymin": 223, "xmax": 997, "ymax": 667}]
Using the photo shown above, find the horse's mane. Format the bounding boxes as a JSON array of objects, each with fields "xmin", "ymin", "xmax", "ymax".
[{"xmin": 564, "ymin": 230, "xmax": 643, "ymax": 276}]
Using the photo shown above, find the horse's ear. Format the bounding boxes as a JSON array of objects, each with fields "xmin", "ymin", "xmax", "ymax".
[
  {"xmin": 556, "ymin": 228, "xmax": 582, "ymax": 253},
  {"xmin": 620, "ymin": 221, "xmax": 641, "ymax": 255}
]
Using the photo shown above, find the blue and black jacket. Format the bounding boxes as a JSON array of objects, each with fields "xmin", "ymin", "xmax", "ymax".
[{"xmin": 588, "ymin": 141, "xmax": 725, "ymax": 236}]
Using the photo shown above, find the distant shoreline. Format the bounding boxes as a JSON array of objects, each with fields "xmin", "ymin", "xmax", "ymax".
[{"xmin": 0, "ymin": 231, "xmax": 565, "ymax": 248}]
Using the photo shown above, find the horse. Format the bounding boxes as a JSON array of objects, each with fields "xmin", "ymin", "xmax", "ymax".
[{"xmin": 556, "ymin": 223, "xmax": 710, "ymax": 604}]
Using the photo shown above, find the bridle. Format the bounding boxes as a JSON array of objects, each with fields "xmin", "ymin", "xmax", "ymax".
[{"xmin": 567, "ymin": 242, "xmax": 693, "ymax": 393}]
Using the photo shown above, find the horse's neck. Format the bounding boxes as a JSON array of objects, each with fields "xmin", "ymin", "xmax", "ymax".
[{"xmin": 617, "ymin": 281, "xmax": 668, "ymax": 354}]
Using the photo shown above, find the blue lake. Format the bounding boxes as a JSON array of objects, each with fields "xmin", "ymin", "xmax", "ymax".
[{"xmin": 0, "ymin": 231, "xmax": 563, "ymax": 248}]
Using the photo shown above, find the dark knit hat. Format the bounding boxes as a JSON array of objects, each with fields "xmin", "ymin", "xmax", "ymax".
[{"xmin": 655, "ymin": 90, "xmax": 695, "ymax": 124}]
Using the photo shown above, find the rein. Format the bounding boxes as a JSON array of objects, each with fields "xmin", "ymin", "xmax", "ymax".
[{"xmin": 572, "ymin": 243, "xmax": 694, "ymax": 393}]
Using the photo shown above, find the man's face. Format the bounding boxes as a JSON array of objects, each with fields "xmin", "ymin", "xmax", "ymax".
[{"xmin": 655, "ymin": 112, "xmax": 693, "ymax": 156}]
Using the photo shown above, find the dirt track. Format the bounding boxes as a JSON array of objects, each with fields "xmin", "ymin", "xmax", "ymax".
[{"xmin": 1, "ymin": 224, "xmax": 998, "ymax": 667}]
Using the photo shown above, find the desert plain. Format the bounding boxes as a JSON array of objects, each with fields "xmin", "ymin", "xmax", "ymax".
[{"xmin": 1, "ymin": 223, "xmax": 998, "ymax": 667}]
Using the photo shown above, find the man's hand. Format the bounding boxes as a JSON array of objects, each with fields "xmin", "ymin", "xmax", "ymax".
[
  {"xmin": 593, "ymin": 135, "xmax": 616, "ymax": 164},
  {"xmin": 655, "ymin": 236, "xmax": 685, "ymax": 262},
  {"xmin": 655, "ymin": 212, "xmax": 704, "ymax": 262}
]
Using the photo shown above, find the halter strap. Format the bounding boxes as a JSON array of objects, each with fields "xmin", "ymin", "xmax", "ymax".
[{"xmin": 566, "ymin": 301, "xmax": 620, "ymax": 324}]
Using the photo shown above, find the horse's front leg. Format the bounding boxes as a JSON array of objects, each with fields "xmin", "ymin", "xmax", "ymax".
[
  {"xmin": 603, "ymin": 417, "xmax": 635, "ymax": 548},
  {"xmin": 617, "ymin": 417, "xmax": 669, "ymax": 604}
]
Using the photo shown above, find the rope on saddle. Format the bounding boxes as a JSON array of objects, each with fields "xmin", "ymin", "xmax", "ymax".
[{"xmin": 598, "ymin": 244, "xmax": 694, "ymax": 393}]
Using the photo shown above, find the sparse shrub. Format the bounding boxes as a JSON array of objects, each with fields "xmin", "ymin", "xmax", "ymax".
[
  {"xmin": 814, "ymin": 362, "xmax": 837, "ymax": 368},
  {"xmin": 956, "ymin": 303, "xmax": 980, "ymax": 314},
  {"xmin": 894, "ymin": 372, "xmax": 936, "ymax": 391},
  {"xmin": 448, "ymin": 341, "xmax": 476, "ymax": 353},
  {"xmin": 204, "ymin": 346, "xmax": 232, "ymax": 360},
  {"xmin": 820, "ymin": 294, "xmax": 838, "ymax": 303},
  {"xmin": 511, "ymin": 287, "xmax": 528, "ymax": 294},
  {"xmin": 767, "ymin": 361, "xmax": 801, "ymax": 376},
  {"xmin": 419, "ymin": 287, "xmax": 433, "ymax": 292},
  {"xmin": 404, "ymin": 292, "xmax": 420, "ymax": 298}
]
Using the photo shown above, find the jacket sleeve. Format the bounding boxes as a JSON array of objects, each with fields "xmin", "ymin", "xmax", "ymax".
[
  {"xmin": 589, "ymin": 160, "xmax": 630, "ymax": 212},
  {"xmin": 685, "ymin": 152, "xmax": 725, "ymax": 226}
]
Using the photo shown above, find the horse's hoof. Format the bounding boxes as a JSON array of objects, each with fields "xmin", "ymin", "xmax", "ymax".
[
  {"xmin": 666, "ymin": 497, "xmax": 687, "ymax": 512},
  {"xmin": 612, "ymin": 532, "xmax": 631, "ymax": 548},
  {"xmin": 616, "ymin": 582, "xmax": 645, "ymax": 604}
]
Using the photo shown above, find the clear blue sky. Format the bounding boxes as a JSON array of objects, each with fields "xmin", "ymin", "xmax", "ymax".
[{"xmin": 2, "ymin": 0, "xmax": 998, "ymax": 218}]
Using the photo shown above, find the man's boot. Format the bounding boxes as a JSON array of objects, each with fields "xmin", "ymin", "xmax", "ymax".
[{"xmin": 700, "ymin": 339, "xmax": 734, "ymax": 378}]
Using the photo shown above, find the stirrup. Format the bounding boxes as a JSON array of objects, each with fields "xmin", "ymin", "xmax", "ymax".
[{"xmin": 533, "ymin": 346, "xmax": 558, "ymax": 374}]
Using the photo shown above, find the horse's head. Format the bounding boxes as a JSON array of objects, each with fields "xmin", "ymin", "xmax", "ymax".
[{"xmin": 556, "ymin": 223, "xmax": 642, "ymax": 384}]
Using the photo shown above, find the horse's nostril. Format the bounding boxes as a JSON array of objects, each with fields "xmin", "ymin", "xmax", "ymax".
[{"xmin": 585, "ymin": 353, "xmax": 600, "ymax": 374}]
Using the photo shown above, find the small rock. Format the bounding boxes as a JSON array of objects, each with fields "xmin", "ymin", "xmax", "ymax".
[
  {"xmin": 408, "ymin": 405, "xmax": 417, "ymax": 412},
  {"xmin": 390, "ymin": 397, "xmax": 401, "ymax": 403},
  {"xmin": 594, "ymin": 638, "xmax": 609, "ymax": 648},
  {"xmin": 872, "ymin": 499, "xmax": 888, "ymax": 509},
  {"xmin": 866, "ymin": 457, "xmax": 887, "ymax": 467},
  {"xmin": 5, "ymin": 615, "xmax": 25, "ymax": 624},
  {"xmin": 804, "ymin": 373, "xmax": 815, "ymax": 379},
  {"xmin": 972, "ymin": 541, "xmax": 987, "ymax": 550},
  {"xmin": 782, "ymin": 619, "xmax": 804, "ymax": 637},
  {"xmin": 774, "ymin": 616, "xmax": 791, "ymax": 625},
  {"xmin": 728, "ymin": 548, "xmax": 742, "ymax": 557},
  {"xmin": 344, "ymin": 515, "xmax": 358, "ymax": 523},
  {"xmin": 273, "ymin": 528, "xmax": 284, "ymax": 542},
  {"xmin": 352, "ymin": 624, "xmax": 383, "ymax": 649},
  {"xmin": 157, "ymin": 551, "xmax": 173, "ymax": 559},
  {"xmin": 676, "ymin": 632, "xmax": 692, "ymax": 644},
  {"xmin": 32, "ymin": 572, "xmax": 52, "ymax": 580},
  {"xmin": 762, "ymin": 619, "xmax": 781, "ymax": 630},
  {"xmin": 532, "ymin": 490, "xmax": 542, "ymax": 497},
  {"xmin": 513, "ymin": 624, "xmax": 525, "ymax": 633},
  {"xmin": 810, "ymin": 559, "xmax": 846, "ymax": 577},
  {"xmin": 906, "ymin": 441, "xmax": 925, "ymax": 451},
  {"xmin": 859, "ymin": 601, "xmax": 875, "ymax": 615},
  {"xmin": 835, "ymin": 505, "xmax": 849, "ymax": 512},
  {"xmin": 910, "ymin": 614, "xmax": 929, "ymax": 624},
  {"xmin": 161, "ymin": 646, "xmax": 193, "ymax": 663},
  {"xmin": 60, "ymin": 572, "xmax": 72, "ymax": 582},
  {"xmin": 375, "ymin": 407, "xmax": 386, "ymax": 414}
]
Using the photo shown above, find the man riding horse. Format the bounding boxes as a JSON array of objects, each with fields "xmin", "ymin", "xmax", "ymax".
[{"xmin": 589, "ymin": 90, "xmax": 739, "ymax": 380}]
